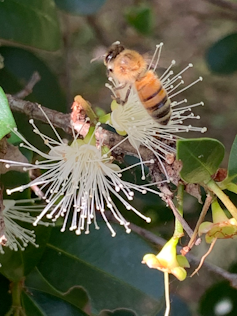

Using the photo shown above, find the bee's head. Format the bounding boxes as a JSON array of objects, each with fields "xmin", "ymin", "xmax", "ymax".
[{"xmin": 104, "ymin": 41, "xmax": 125, "ymax": 70}]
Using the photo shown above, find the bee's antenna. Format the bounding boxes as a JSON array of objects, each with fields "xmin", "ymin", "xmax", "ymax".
[
  {"xmin": 90, "ymin": 54, "xmax": 106, "ymax": 63},
  {"xmin": 91, "ymin": 41, "xmax": 121, "ymax": 63}
]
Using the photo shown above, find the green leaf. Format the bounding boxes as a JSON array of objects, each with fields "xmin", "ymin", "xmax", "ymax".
[
  {"xmin": 0, "ymin": 46, "xmax": 66, "ymax": 110},
  {"xmin": 227, "ymin": 135, "xmax": 237, "ymax": 182},
  {"xmin": 37, "ymin": 224, "xmax": 164, "ymax": 316},
  {"xmin": 0, "ymin": 87, "xmax": 16, "ymax": 140},
  {"xmin": 25, "ymin": 268, "xmax": 89, "ymax": 311},
  {"xmin": 55, "ymin": 0, "xmax": 107, "ymax": 15},
  {"xmin": 100, "ymin": 310, "xmax": 136, "ymax": 316},
  {"xmin": 206, "ymin": 33, "xmax": 237, "ymax": 74},
  {"xmin": 22, "ymin": 291, "xmax": 89, "ymax": 316},
  {"xmin": 0, "ymin": 0, "xmax": 60, "ymax": 51},
  {"xmin": 125, "ymin": 5, "xmax": 153, "ymax": 35},
  {"xmin": 0, "ymin": 46, "xmax": 67, "ymax": 152},
  {"xmin": 1, "ymin": 171, "xmax": 31, "ymax": 200},
  {"xmin": 177, "ymin": 138, "xmax": 225, "ymax": 184},
  {"xmin": 0, "ymin": 274, "xmax": 12, "ymax": 315}
]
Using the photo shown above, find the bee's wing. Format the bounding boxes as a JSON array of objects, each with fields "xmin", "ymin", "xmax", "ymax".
[{"xmin": 143, "ymin": 52, "xmax": 167, "ymax": 76}]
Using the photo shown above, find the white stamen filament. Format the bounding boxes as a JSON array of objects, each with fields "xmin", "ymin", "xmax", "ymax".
[
  {"xmin": 0, "ymin": 199, "xmax": 51, "ymax": 256},
  {"xmin": 0, "ymin": 108, "xmax": 160, "ymax": 236},
  {"xmin": 108, "ymin": 43, "xmax": 206, "ymax": 183}
]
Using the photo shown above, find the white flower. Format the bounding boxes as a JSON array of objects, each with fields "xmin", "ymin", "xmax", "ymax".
[
  {"xmin": 0, "ymin": 199, "xmax": 51, "ymax": 256},
  {"xmin": 106, "ymin": 43, "xmax": 207, "ymax": 180},
  {"xmin": 0, "ymin": 106, "xmax": 160, "ymax": 236}
]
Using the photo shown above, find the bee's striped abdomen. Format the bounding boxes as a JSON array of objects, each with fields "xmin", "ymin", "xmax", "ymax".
[{"xmin": 135, "ymin": 71, "xmax": 171, "ymax": 125}]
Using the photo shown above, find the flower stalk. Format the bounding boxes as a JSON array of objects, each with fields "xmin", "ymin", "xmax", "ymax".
[
  {"xmin": 206, "ymin": 178, "xmax": 237, "ymax": 221},
  {"xmin": 164, "ymin": 271, "xmax": 170, "ymax": 316},
  {"xmin": 174, "ymin": 183, "xmax": 184, "ymax": 238},
  {"xmin": 5, "ymin": 280, "xmax": 25, "ymax": 316},
  {"xmin": 142, "ymin": 183, "xmax": 189, "ymax": 315}
]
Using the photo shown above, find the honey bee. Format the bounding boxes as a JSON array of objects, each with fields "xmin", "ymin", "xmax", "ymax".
[{"xmin": 104, "ymin": 42, "xmax": 171, "ymax": 125}]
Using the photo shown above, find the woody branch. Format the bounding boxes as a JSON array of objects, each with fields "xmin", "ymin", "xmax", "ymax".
[
  {"xmin": 6, "ymin": 94, "xmax": 194, "ymax": 232},
  {"xmin": 6, "ymin": 94, "xmax": 161, "ymax": 162}
]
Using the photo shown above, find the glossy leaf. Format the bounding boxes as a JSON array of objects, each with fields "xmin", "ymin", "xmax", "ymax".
[
  {"xmin": 100, "ymin": 310, "xmax": 136, "ymax": 316},
  {"xmin": 1, "ymin": 171, "xmax": 31, "ymax": 201},
  {"xmin": 0, "ymin": 0, "xmax": 60, "ymax": 50},
  {"xmin": 22, "ymin": 291, "xmax": 89, "ymax": 316},
  {"xmin": 125, "ymin": 5, "xmax": 153, "ymax": 35},
  {"xmin": 0, "ymin": 46, "xmax": 67, "ymax": 152},
  {"xmin": 37, "ymin": 224, "xmax": 164, "ymax": 316},
  {"xmin": 25, "ymin": 268, "xmax": 89, "ymax": 311},
  {"xmin": 227, "ymin": 135, "xmax": 237, "ymax": 182},
  {"xmin": 0, "ymin": 87, "xmax": 16, "ymax": 140},
  {"xmin": 0, "ymin": 47, "xmax": 66, "ymax": 111},
  {"xmin": 206, "ymin": 33, "xmax": 237, "ymax": 74},
  {"xmin": 177, "ymin": 138, "xmax": 225, "ymax": 184},
  {"xmin": 55, "ymin": 0, "xmax": 107, "ymax": 15}
]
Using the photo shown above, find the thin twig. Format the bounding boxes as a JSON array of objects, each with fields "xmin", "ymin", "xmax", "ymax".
[
  {"xmin": 203, "ymin": 0, "xmax": 237, "ymax": 11},
  {"xmin": 6, "ymin": 94, "xmax": 156, "ymax": 161},
  {"xmin": 7, "ymin": 94, "xmax": 72, "ymax": 135},
  {"xmin": 13, "ymin": 72, "xmax": 41, "ymax": 99},
  {"xmin": 184, "ymin": 194, "xmax": 213, "ymax": 254},
  {"xmin": 190, "ymin": 238, "xmax": 217, "ymax": 277},
  {"xmin": 188, "ymin": 9, "xmax": 237, "ymax": 21},
  {"xmin": 29, "ymin": 170, "xmax": 44, "ymax": 198}
]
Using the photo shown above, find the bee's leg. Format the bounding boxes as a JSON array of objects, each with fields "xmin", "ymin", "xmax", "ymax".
[
  {"xmin": 114, "ymin": 82, "xmax": 127, "ymax": 91},
  {"xmin": 111, "ymin": 95, "xmax": 127, "ymax": 105},
  {"xmin": 123, "ymin": 84, "xmax": 132, "ymax": 104},
  {"xmin": 112, "ymin": 83, "xmax": 132, "ymax": 105}
]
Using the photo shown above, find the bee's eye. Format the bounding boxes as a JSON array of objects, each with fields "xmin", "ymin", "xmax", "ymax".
[{"xmin": 105, "ymin": 54, "xmax": 112, "ymax": 64}]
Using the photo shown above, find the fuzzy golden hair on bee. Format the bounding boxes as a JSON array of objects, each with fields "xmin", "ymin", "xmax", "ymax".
[
  {"xmin": 105, "ymin": 42, "xmax": 171, "ymax": 125},
  {"xmin": 105, "ymin": 42, "xmax": 147, "ymax": 83}
]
